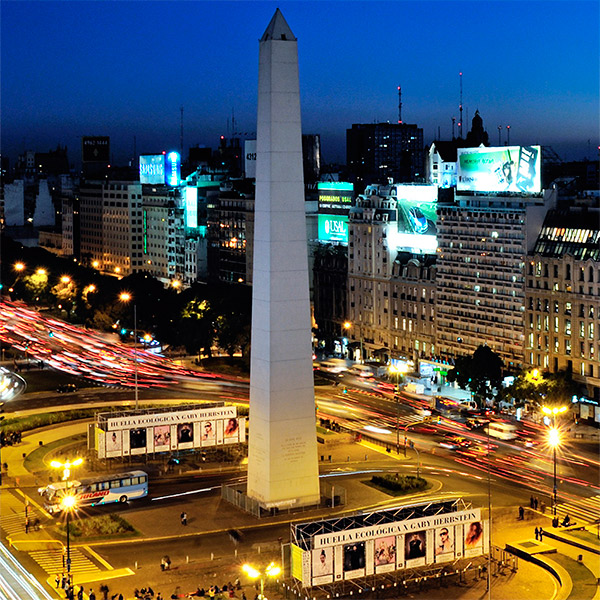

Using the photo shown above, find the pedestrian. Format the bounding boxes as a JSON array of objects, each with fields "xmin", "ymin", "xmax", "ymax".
[
  {"xmin": 55, "ymin": 575, "xmax": 60, "ymax": 588},
  {"xmin": 180, "ymin": 511, "xmax": 187, "ymax": 526},
  {"xmin": 241, "ymin": 593, "xmax": 247, "ymax": 600},
  {"xmin": 530, "ymin": 495, "xmax": 534, "ymax": 508},
  {"xmin": 534, "ymin": 527, "xmax": 539, "ymax": 540},
  {"xmin": 539, "ymin": 527, "xmax": 544, "ymax": 541},
  {"xmin": 540, "ymin": 500, "xmax": 546, "ymax": 514},
  {"xmin": 534, "ymin": 497, "xmax": 539, "ymax": 510},
  {"xmin": 25, "ymin": 518, "xmax": 29, "ymax": 534},
  {"xmin": 518, "ymin": 505, "xmax": 524, "ymax": 520},
  {"xmin": 77, "ymin": 586, "xmax": 84, "ymax": 600},
  {"xmin": 89, "ymin": 591, "xmax": 96, "ymax": 600}
]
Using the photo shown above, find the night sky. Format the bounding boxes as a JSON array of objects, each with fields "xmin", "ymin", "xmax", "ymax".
[{"xmin": 2, "ymin": 1, "xmax": 598, "ymax": 167}]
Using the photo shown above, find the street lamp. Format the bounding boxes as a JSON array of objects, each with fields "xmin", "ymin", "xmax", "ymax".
[
  {"xmin": 547, "ymin": 427, "xmax": 562, "ymax": 527},
  {"xmin": 50, "ymin": 458, "xmax": 83, "ymax": 597},
  {"xmin": 389, "ymin": 363, "xmax": 409, "ymax": 454},
  {"xmin": 119, "ymin": 292, "xmax": 138, "ymax": 408},
  {"xmin": 242, "ymin": 562, "xmax": 281, "ymax": 600}
]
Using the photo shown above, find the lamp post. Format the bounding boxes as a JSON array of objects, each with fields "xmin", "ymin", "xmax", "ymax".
[
  {"xmin": 389, "ymin": 363, "xmax": 408, "ymax": 454},
  {"xmin": 50, "ymin": 458, "xmax": 83, "ymax": 597},
  {"xmin": 541, "ymin": 405, "xmax": 567, "ymax": 527},
  {"xmin": 119, "ymin": 292, "xmax": 138, "ymax": 409},
  {"xmin": 242, "ymin": 562, "xmax": 281, "ymax": 600}
]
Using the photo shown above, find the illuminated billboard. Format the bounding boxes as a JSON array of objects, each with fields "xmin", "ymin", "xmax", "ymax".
[
  {"xmin": 82, "ymin": 136, "xmax": 110, "ymax": 162},
  {"xmin": 95, "ymin": 405, "xmax": 245, "ymax": 458},
  {"xmin": 185, "ymin": 186, "xmax": 198, "ymax": 228},
  {"xmin": 389, "ymin": 184, "xmax": 438, "ymax": 254},
  {"xmin": 457, "ymin": 145, "xmax": 541, "ymax": 193},
  {"xmin": 291, "ymin": 505, "xmax": 488, "ymax": 588},
  {"xmin": 139, "ymin": 155, "xmax": 165, "ymax": 184},
  {"xmin": 318, "ymin": 214, "xmax": 348, "ymax": 245},
  {"xmin": 318, "ymin": 182, "xmax": 353, "ymax": 215},
  {"xmin": 165, "ymin": 151, "xmax": 181, "ymax": 186}
]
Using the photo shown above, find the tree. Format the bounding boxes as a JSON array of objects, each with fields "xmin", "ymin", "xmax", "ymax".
[
  {"xmin": 507, "ymin": 368, "xmax": 578, "ymax": 408},
  {"xmin": 446, "ymin": 345, "xmax": 504, "ymax": 407}
]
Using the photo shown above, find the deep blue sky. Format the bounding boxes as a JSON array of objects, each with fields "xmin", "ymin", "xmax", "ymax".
[{"xmin": 2, "ymin": 1, "xmax": 598, "ymax": 167}]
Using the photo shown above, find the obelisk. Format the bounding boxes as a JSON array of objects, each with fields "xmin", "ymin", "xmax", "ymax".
[{"xmin": 247, "ymin": 9, "xmax": 320, "ymax": 509}]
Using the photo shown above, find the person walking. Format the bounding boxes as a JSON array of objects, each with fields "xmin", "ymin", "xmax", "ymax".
[
  {"xmin": 89, "ymin": 590, "xmax": 96, "ymax": 600},
  {"xmin": 534, "ymin": 527, "xmax": 540, "ymax": 540},
  {"xmin": 534, "ymin": 497, "xmax": 539, "ymax": 510},
  {"xmin": 539, "ymin": 527, "xmax": 544, "ymax": 541},
  {"xmin": 530, "ymin": 495, "xmax": 535, "ymax": 508},
  {"xmin": 180, "ymin": 512, "xmax": 187, "ymax": 526},
  {"xmin": 518, "ymin": 505, "xmax": 524, "ymax": 520}
]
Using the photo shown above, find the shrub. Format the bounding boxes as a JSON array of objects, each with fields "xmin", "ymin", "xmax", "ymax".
[
  {"xmin": 371, "ymin": 473, "xmax": 427, "ymax": 493},
  {"xmin": 59, "ymin": 514, "xmax": 135, "ymax": 538}
]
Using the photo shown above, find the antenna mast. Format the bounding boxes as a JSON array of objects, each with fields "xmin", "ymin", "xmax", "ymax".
[
  {"xmin": 397, "ymin": 86, "xmax": 402, "ymax": 124},
  {"xmin": 459, "ymin": 72, "xmax": 463, "ymax": 138}
]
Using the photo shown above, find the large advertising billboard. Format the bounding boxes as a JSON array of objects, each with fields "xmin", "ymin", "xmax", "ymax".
[
  {"xmin": 457, "ymin": 145, "xmax": 541, "ymax": 193},
  {"xmin": 318, "ymin": 214, "xmax": 349, "ymax": 245},
  {"xmin": 388, "ymin": 184, "xmax": 438, "ymax": 255},
  {"xmin": 318, "ymin": 182, "xmax": 353, "ymax": 215},
  {"xmin": 140, "ymin": 155, "xmax": 165, "ymax": 184},
  {"xmin": 165, "ymin": 151, "xmax": 181, "ymax": 186},
  {"xmin": 292, "ymin": 507, "xmax": 487, "ymax": 587},
  {"xmin": 96, "ymin": 405, "xmax": 245, "ymax": 459},
  {"xmin": 82, "ymin": 137, "xmax": 110, "ymax": 163},
  {"xmin": 185, "ymin": 186, "xmax": 198, "ymax": 229}
]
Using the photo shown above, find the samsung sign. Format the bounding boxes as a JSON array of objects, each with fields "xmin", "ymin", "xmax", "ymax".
[
  {"xmin": 139, "ymin": 152, "xmax": 181, "ymax": 186},
  {"xmin": 318, "ymin": 215, "xmax": 348, "ymax": 245},
  {"xmin": 140, "ymin": 155, "xmax": 165, "ymax": 184}
]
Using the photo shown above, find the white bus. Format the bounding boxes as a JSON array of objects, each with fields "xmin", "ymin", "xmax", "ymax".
[
  {"xmin": 485, "ymin": 421, "xmax": 517, "ymax": 441},
  {"xmin": 39, "ymin": 470, "xmax": 148, "ymax": 514}
]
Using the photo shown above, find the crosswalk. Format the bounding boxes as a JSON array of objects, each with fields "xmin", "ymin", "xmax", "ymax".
[
  {"xmin": 555, "ymin": 495, "xmax": 600, "ymax": 526},
  {"xmin": 28, "ymin": 547, "xmax": 102, "ymax": 576},
  {"xmin": 0, "ymin": 508, "xmax": 44, "ymax": 538}
]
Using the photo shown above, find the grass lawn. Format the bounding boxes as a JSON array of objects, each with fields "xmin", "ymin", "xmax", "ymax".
[{"xmin": 550, "ymin": 554, "xmax": 598, "ymax": 600}]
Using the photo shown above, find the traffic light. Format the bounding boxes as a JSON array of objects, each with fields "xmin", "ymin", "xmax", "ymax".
[{"xmin": 343, "ymin": 387, "xmax": 348, "ymax": 394}]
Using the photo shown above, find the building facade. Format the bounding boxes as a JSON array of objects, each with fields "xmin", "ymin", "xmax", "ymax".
[
  {"xmin": 525, "ymin": 206, "xmax": 600, "ymax": 400},
  {"xmin": 346, "ymin": 123, "xmax": 424, "ymax": 192},
  {"xmin": 435, "ymin": 189, "xmax": 556, "ymax": 368}
]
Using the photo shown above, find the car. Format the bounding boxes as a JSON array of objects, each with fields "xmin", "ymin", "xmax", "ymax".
[
  {"xmin": 407, "ymin": 207, "xmax": 429, "ymax": 234},
  {"xmin": 56, "ymin": 383, "xmax": 78, "ymax": 393},
  {"xmin": 439, "ymin": 435, "xmax": 472, "ymax": 450}
]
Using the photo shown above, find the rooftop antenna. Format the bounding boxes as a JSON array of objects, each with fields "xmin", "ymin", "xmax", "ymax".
[
  {"xmin": 506, "ymin": 125, "xmax": 511, "ymax": 145},
  {"xmin": 180, "ymin": 106, "xmax": 184, "ymax": 155},
  {"xmin": 459, "ymin": 71, "xmax": 463, "ymax": 138},
  {"xmin": 452, "ymin": 117, "xmax": 456, "ymax": 139},
  {"xmin": 498, "ymin": 125, "xmax": 502, "ymax": 146},
  {"xmin": 232, "ymin": 108, "xmax": 236, "ymax": 136},
  {"xmin": 397, "ymin": 86, "xmax": 403, "ymax": 124}
]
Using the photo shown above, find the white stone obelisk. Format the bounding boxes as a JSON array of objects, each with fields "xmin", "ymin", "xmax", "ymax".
[{"xmin": 247, "ymin": 9, "xmax": 320, "ymax": 509}]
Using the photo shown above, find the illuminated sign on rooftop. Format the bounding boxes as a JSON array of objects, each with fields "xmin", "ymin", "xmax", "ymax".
[{"xmin": 457, "ymin": 146, "xmax": 541, "ymax": 193}]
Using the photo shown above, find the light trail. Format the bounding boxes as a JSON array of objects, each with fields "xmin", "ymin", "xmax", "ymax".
[{"xmin": 0, "ymin": 542, "xmax": 55, "ymax": 600}]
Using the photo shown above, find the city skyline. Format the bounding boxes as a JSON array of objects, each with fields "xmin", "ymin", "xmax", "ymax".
[{"xmin": 1, "ymin": 0, "xmax": 598, "ymax": 167}]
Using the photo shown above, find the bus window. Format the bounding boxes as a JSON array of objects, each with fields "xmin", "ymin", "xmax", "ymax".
[{"xmin": 121, "ymin": 478, "xmax": 132, "ymax": 487}]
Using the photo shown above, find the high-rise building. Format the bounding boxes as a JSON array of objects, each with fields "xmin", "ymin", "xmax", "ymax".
[
  {"xmin": 525, "ymin": 205, "xmax": 600, "ymax": 401},
  {"xmin": 346, "ymin": 122, "xmax": 424, "ymax": 192},
  {"xmin": 436, "ymin": 189, "xmax": 557, "ymax": 368}
]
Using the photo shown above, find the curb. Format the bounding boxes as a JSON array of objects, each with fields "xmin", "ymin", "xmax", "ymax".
[{"xmin": 543, "ymin": 529, "xmax": 600, "ymax": 556}]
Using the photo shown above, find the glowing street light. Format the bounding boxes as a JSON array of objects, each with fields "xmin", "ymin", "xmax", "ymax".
[
  {"xmin": 389, "ymin": 363, "xmax": 409, "ymax": 454},
  {"xmin": 36, "ymin": 268, "xmax": 47, "ymax": 276},
  {"xmin": 171, "ymin": 279, "xmax": 182, "ymax": 290},
  {"xmin": 14, "ymin": 262, "xmax": 25, "ymax": 272},
  {"xmin": 92, "ymin": 260, "xmax": 100, "ymax": 269},
  {"xmin": 542, "ymin": 405, "xmax": 568, "ymax": 418},
  {"xmin": 242, "ymin": 562, "xmax": 281, "ymax": 600},
  {"xmin": 119, "ymin": 292, "xmax": 138, "ymax": 408},
  {"xmin": 60, "ymin": 275, "xmax": 71, "ymax": 284},
  {"xmin": 547, "ymin": 427, "xmax": 562, "ymax": 527},
  {"xmin": 51, "ymin": 458, "xmax": 83, "ymax": 594}
]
